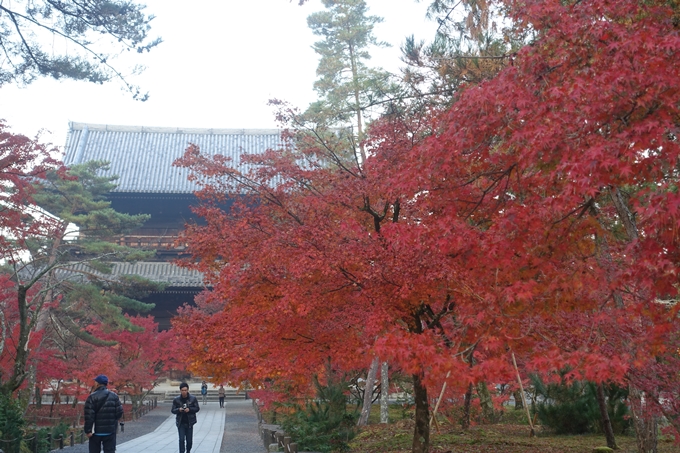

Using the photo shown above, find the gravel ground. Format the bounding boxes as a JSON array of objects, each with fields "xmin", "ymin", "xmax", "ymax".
[
  {"xmin": 219, "ymin": 400, "xmax": 265, "ymax": 453},
  {"xmin": 49, "ymin": 403, "xmax": 172, "ymax": 453},
  {"xmin": 48, "ymin": 401, "xmax": 266, "ymax": 453}
]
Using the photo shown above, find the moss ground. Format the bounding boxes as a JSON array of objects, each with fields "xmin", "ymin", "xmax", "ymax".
[{"xmin": 350, "ymin": 406, "xmax": 679, "ymax": 453}]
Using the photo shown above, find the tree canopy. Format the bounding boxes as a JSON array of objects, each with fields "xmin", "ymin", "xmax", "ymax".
[
  {"xmin": 0, "ymin": 0, "xmax": 160, "ymax": 99},
  {"xmin": 0, "ymin": 132, "xmax": 162, "ymax": 396},
  {"xmin": 175, "ymin": 1, "xmax": 680, "ymax": 452}
]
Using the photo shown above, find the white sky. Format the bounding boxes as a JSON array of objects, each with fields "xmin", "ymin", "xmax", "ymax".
[{"xmin": 0, "ymin": 0, "xmax": 436, "ymax": 151}]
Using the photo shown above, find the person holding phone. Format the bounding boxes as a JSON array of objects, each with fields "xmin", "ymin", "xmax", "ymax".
[{"xmin": 171, "ymin": 382, "xmax": 200, "ymax": 453}]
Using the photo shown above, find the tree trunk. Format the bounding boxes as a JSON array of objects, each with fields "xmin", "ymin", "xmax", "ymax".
[
  {"xmin": 357, "ymin": 356, "xmax": 380, "ymax": 426},
  {"xmin": 0, "ymin": 286, "xmax": 31, "ymax": 397},
  {"xmin": 476, "ymin": 381, "xmax": 496, "ymax": 423},
  {"xmin": 608, "ymin": 189, "xmax": 658, "ymax": 453},
  {"xmin": 35, "ymin": 386, "xmax": 42, "ymax": 408},
  {"xmin": 595, "ymin": 383, "xmax": 618, "ymax": 450},
  {"xmin": 348, "ymin": 43, "xmax": 366, "ymax": 164},
  {"xmin": 513, "ymin": 390, "xmax": 523, "ymax": 410},
  {"xmin": 629, "ymin": 387, "xmax": 658, "ymax": 453},
  {"xmin": 411, "ymin": 373, "xmax": 429, "ymax": 453},
  {"xmin": 461, "ymin": 382, "xmax": 473, "ymax": 430},
  {"xmin": 380, "ymin": 361, "xmax": 389, "ymax": 424}
]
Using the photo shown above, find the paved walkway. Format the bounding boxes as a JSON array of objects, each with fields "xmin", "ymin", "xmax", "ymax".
[{"xmin": 116, "ymin": 400, "xmax": 264, "ymax": 453}]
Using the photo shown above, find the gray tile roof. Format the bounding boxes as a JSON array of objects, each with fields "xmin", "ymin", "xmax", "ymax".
[
  {"xmin": 63, "ymin": 122, "xmax": 282, "ymax": 194},
  {"xmin": 58, "ymin": 261, "xmax": 205, "ymax": 287}
]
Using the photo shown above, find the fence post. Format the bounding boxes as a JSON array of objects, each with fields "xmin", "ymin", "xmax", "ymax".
[
  {"xmin": 47, "ymin": 433, "xmax": 52, "ymax": 450},
  {"xmin": 70, "ymin": 432, "xmax": 74, "ymax": 447},
  {"xmin": 80, "ymin": 432, "xmax": 85, "ymax": 444},
  {"xmin": 59, "ymin": 434, "xmax": 64, "ymax": 449},
  {"xmin": 34, "ymin": 434, "xmax": 39, "ymax": 453}
]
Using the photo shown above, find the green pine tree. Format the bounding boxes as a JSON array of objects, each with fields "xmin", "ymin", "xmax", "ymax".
[
  {"xmin": 304, "ymin": 0, "xmax": 399, "ymax": 164},
  {"xmin": 0, "ymin": 160, "xmax": 162, "ymax": 396}
]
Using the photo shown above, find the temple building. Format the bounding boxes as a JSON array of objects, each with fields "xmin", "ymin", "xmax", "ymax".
[{"xmin": 62, "ymin": 122, "xmax": 281, "ymax": 329}]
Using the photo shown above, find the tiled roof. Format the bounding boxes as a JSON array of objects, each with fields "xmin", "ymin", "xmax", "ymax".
[
  {"xmin": 59, "ymin": 261, "xmax": 205, "ymax": 287},
  {"xmin": 63, "ymin": 122, "xmax": 282, "ymax": 194}
]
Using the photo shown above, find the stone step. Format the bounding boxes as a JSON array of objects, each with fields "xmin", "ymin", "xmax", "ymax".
[{"xmin": 163, "ymin": 390, "xmax": 249, "ymax": 403}]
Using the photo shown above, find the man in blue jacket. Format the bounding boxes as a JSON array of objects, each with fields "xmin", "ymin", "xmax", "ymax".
[
  {"xmin": 171, "ymin": 382, "xmax": 200, "ymax": 453},
  {"xmin": 83, "ymin": 375, "xmax": 123, "ymax": 453}
]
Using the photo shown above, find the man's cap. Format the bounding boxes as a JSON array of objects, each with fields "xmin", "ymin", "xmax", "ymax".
[{"xmin": 94, "ymin": 375, "xmax": 109, "ymax": 385}]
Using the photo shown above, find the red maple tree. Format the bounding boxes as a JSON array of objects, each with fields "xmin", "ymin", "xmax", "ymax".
[
  {"xmin": 33, "ymin": 315, "xmax": 176, "ymax": 411},
  {"xmin": 173, "ymin": 1, "xmax": 680, "ymax": 452}
]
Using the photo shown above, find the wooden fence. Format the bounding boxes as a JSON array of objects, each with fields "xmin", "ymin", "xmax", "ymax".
[{"xmin": 25, "ymin": 398, "xmax": 159, "ymax": 428}]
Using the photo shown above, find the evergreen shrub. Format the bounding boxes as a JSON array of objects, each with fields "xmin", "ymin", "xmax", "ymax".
[
  {"xmin": 280, "ymin": 377, "xmax": 358, "ymax": 452},
  {"xmin": 531, "ymin": 375, "xmax": 630, "ymax": 435}
]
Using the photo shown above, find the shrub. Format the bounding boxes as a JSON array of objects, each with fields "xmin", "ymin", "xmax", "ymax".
[
  {"xmin": 0, "ymin": 393, "xmax": 26, "ymax": 453},
  {"xmin": 50, "ymin": 421, "xmax": 71, "ymax": 442},
  {"xmin": 280, "ymin": 376, "xmax": 358, "ymax": 452},
  {"xmin": 531, "ymin": 375, "xmax": 630, "ymax": 435}
]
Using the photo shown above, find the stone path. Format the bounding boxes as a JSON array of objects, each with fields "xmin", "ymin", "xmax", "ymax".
[{"xmin": 117, "ymin": 399, "xmax": 264, "ymax": 453}]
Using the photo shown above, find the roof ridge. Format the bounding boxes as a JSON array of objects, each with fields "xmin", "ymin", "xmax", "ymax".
[{"xmin": 68, "ymin": 121, "xmax": 280, "ymax": 135}]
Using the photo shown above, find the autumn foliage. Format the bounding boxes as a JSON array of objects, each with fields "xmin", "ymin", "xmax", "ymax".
[
  {"xmin": 173, "ymin": 0, "xmax": 680, "ymax": 451},
  {"xmin": 30, "ymin": 315, "xmax": 176, "ymax": 407},
  {"xmin": 1, "ymin": 123, "xmax": 171, "ymax": 404}
]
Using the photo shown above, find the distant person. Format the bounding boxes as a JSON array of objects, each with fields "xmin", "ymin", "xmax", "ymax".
[
  {"xmin": 172, "ymin": 382, "xmax": 200, "ymax": 453},
  {"xmin": 218, "ymin": 385, "xmax": 225, "ymax": 408},
  {"xmin": 200, "ymin": 380, "xmax": 208, "ymax": 405},
  {"xmin": 83, "ymin": 375, "xmax": 123, "ymax": 453}
]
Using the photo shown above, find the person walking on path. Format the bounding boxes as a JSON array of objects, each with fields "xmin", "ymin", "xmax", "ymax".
[
  {"xmin": 83, "ymin": 374, "xmax": 123, "ymax": 453},
  {"xmin": 218, "ymin": 385, "xmax": 225, "ymax": 408},
  {"xmin": 171, "ymin": 382, "xmax": 200, "ymax": 453},
  {"xmin": 200, "ymin": 381, "xmax": 208, "ymax": 405}
]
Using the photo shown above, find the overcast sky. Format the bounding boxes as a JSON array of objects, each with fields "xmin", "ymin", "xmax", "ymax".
[{"xmin": 0, "ymin": 0, "xmax": 436, "ymax": 150}]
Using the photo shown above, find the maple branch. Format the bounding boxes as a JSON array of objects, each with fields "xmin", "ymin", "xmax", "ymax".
[
  {"xmin": 551, "ymin": 196, "xmax": 596, "ymax": 226},
  {"xmin": 293, "ymin": 330, "xmax": 316, "ymax": 343},
  {"xmin": 195, "ymin": 161, "xmax": 306, "ymax": 227},
  {"xmin": 281, "ymin": 109, "xmax": 362, "ymax": 178},
  {"xmin": 360, "ymin": 195, "xmax": 392, "ymax": 233},
  {"xmin": 253, "ymin": 188, "xmax": 304, "ymax": 226},
  {"xmin": 378, "ymin": 271, "xmax": 401, "ymax": 288},
  {"xmin": 424, "ymin": 298, "xmax": 455, "ymax": 348},
  {"xmin": 424, "ymin": 297, "xmax": 454, "ymax": 329},
  {"xmin": 338, "ymin": 266, "xmax": 363, "ymax": 289},
  {"xmin": 280, "ymin": 334, "xmax": 315, "ymax": 344},
  {"xmin": 609, "ymin": 186, "xmax": 638, "ymax": 241},
  {"xmin": 433, "ymin": 55, "xmax": 510, "ymax": 61},
  {"xmin": 324, "ymin": 282, "xmax": 359, "ymax": 293},
  {"xmin": 459, "ymin": 164, "xmax": 517, "ymax": 221}
]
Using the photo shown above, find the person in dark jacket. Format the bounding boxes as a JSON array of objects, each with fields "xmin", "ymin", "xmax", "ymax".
[
  {"xmin": 171, "ymin": 382, "xmax": 200, "ymax": 453},
  {"xmin": 83, "ymin": 375, "xmax": 123, "ymax": 453}
]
